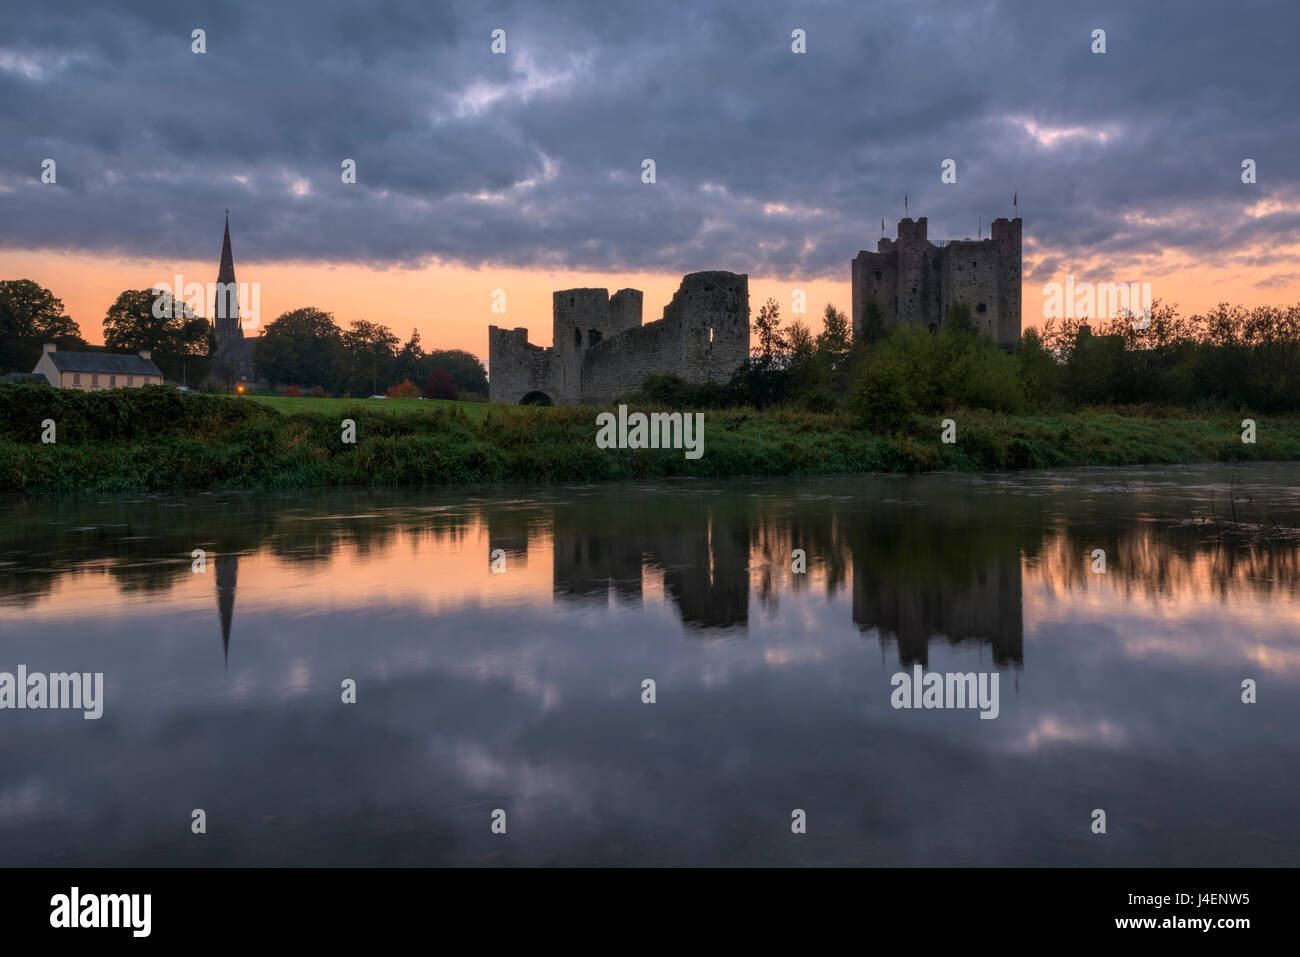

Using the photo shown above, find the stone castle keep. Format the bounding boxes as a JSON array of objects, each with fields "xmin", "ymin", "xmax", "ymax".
[
  {"xmin": 489, "ymin": 271, "xmax": 749, "ymax": 405},
  {"xmin": 852, "ymin": 216, "xmax": 1022, "ymax": 348}
]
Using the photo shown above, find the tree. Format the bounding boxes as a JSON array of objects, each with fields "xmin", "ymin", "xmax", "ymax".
[
  {"xmin": 816, "ymin": 304, "xmax": 851, "ymax": 367},
  {"xmin": 858, "ymin": 295, "xmax": 888, "ymax": 345},
  {"xmin": 423, "ymin": 367, "xmax": 459, "ymax": 400},
  {"xmin": 944, "ymin": 300, "xmax": 977, "ymax": 336},
  {"xmin": 253, "ymin": 307, "xmax": 342, "ymax": 389},
  {"xmin": 752, "ymin": 298, "xmax": 785, "ymax": 364},
  {"xmin": 386, "ymin": 379, "xmax": 420, "ymax": 398},
  {"xmin": 1015, "ymin": 328, "xmax": 1061, "ymax": 408},
  {"xmin": 391, "ymin": 329, "xmax": 426, "ymax": 387},
  {"xmin": 1064, "ymin": 330, "xmax": 1125, "ymax": 407},
  {"xmin": 785, "ymin": 320, "xmax": 815, "ymax": 360},
  {"xmin": 341, "ymin": 319, "xmax": 399, "ymax": 396},
  {"xmin": 0, "ymin": 279, "xmax": 85, "ymax": 373},
  {"xmin": 425, "ymin": 349, "xmax": 488, "ymax": 395},
  {"xmin": 103, "ymin": 287, "xmax": 212, "ymax": 382}
]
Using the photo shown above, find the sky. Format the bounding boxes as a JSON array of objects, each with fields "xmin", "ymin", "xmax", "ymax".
[{"xmin": 2, "ymin": 0, "xmax": 1299, "ymax": 358}]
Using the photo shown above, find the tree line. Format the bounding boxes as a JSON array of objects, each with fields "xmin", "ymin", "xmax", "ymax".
[
  {"xmin": 629, "ymin": 297, "xmax": 1300, "ymax": 427},
  {"xmin": 0, "ymin": 280, "xmax": 487, "ymax": 398},
  {"xmin": 7, "ymin": 276, "xmax": 1298, "ymax": 415},
  {"xmin": 249, "ymin": 306, "xmax": 486, "ymax": 398}
]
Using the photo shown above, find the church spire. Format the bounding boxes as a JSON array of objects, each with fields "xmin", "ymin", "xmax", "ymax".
[
  {"xmin": 213, "ymin": 212, "xmax": 241, "ymax": 348},
  {"xmin": 217, "ymin": 212, "xmax": 236, "ymax": 285}
]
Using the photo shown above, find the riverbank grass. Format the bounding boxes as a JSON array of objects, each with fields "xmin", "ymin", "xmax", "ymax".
[{"xmin": 0, "ymin": 384, "xmax": 1293, "ymax": 494}]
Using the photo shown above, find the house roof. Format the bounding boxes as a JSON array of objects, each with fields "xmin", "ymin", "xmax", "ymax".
[{"xmin": 42, "ymin": 351, "xmax": 164, "ymax": 377}]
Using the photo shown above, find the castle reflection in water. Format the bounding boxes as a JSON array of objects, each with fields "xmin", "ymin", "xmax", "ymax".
[
  {"xmin": 490, "ymin": 494, "xmax": 1023, "ymax": 666},
  {"xmin": 7, "ymin": 473, "xmax": 1297, "ymax": 673}
]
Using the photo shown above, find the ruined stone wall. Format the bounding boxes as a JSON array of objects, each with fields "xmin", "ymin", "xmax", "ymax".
[
  {"xmin": 664, "ymin": 271, "xmax": 749, "ymax": 386},
  {"xmin": 552, "ymin": 288, "xmax": 612, "ymax": 404},
  {"xmin": 607, "ymin": 288, "xmax": 643, "ymax": 337},
  {"xmin": 490, "ymin": 272, "xmax": 749, "ymax": 406},
  {"xmin": 579, "ymin": 319, "xmax": 677, "ymax": 404},
  {"xmin": 487, "ymin": 325, "xmax": 556, "ymax": 404},
  {"xmin": 577, "ymin": 271, "xmax": 749, "ymax": 403}
]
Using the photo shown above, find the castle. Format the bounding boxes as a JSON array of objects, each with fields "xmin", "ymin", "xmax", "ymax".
[
  {"xmin": 852, "ymin": 216, "xmax": 1022, "ymax": 347},
  {"xmin": 489, "ymin": 271, "xmax": 749, "ymax": 406},
  {"xmin": 489, "ymin": 215, "xmax": 1022, "ymax": 405}
]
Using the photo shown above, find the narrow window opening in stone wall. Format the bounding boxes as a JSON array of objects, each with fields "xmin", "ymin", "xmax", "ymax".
[
  {"xmin": 708, "ymin": 327, "xmax": 714, "ymax": 343},
  {"xmin": 972, "ymin": 262, "xmax": 977, "ymax": 268},
  {"xmin": 588, "ymin": 328, "xmax": 602, "ymax": 346},
  {"xmin": 570, "ymin": 296, "xmax": 575, "ymax": 306},
  {"xmin": 574, "ymin": 327, "xmax": 581, "ymax": 347},
  {"xmin": 874, "ymin": 271, "xmax": 881, "ymax": 280},
  {"xmin": 976, "ymin": 303, "xmax": 987, "ymax": 313}
]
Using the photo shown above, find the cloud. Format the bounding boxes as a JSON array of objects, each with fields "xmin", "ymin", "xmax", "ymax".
[
  {"xmin": 0, "ymin": 0, "xmax": 1297, "ymax": 282},
  {"xmin": 1256, "ymin": 272, "xmax": 1300, "ymax": 289}
]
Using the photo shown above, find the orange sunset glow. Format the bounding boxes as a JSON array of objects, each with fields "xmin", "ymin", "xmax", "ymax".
[{"xmin": 6, "ymin": 231, "xmax": 1298, "ymax": 361}]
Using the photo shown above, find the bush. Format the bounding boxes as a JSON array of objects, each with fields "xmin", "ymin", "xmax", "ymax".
[
  {"xmin": 850, "ymin": 322, "xmax": 1022, "ymax": 429},
  {"xmin": 387, "ymin": 378, "xmax": 420, "ymax": 399},
  {"xmin": 625, "ymin": 373, "xmax": 729, "ymax": 409},
  {"xmin": 852, "ymin": 355, "xmax": 917, "ymax": 433},
  {"xmin": 285, "ymin": 384, "xmax": 301, "ymax": 397},
  {"xmin": 423, "ymin": 368, "xmax": 459, "ymax": 400},
  {"xmin": 0, "ymin": 382, "xmax": 272, "ymax": 444},
  {"xmin": 1016, "ymin": 330, "xmax": 1061, "ymax": 408}
]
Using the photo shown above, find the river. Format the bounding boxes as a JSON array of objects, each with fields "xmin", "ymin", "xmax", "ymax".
[{"xmin": 1, "ymin": 464, "xmax": 1297, "ymax": 865}]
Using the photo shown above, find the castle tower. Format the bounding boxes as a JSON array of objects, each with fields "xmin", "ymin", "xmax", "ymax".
[
  {"xmin": 213, "ymin": 212, "xmax": 242, "ymax": 352},
  {"xmin": 991, "ymin": 217, "xmax": 1022, "ymax": 346},
  {"xmin": 852, "ymin": 215, "xmax": 1022, "ymax": 348}
]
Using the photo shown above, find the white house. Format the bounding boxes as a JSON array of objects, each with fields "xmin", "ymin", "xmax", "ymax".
[{"xmin": 32, "ymin": 343, "xmax": 165, "ymax": 390}]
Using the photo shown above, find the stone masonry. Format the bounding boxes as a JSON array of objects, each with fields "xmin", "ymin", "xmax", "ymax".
[
  {"xmin": 489, "ymin": 271, "xmax": 749, "ymax": 405},
  {"xmin": 852, "ymin": 216, "xmax": 1022, "ymax": 347}
]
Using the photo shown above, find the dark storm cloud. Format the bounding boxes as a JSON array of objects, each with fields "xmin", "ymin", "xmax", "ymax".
[{"xmin": 1, "ymin": 0, "xmax": 1298, "ymax": 279}]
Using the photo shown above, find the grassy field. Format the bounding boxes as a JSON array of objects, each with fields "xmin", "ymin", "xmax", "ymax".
[
  {"xmin": 2, "ymin": 384, "xmax": 1297, "ymax": 495},
  {"xmin": 246, "ymin": 393, "xmax": 499, "ymax": 420}
]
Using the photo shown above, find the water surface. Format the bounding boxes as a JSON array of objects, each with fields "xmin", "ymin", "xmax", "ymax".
[{"xmin": 1, "ymin": 465, "xmax": 1298, "ymax": 865}]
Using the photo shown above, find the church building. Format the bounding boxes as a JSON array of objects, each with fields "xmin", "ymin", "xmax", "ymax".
[{"xmin": 206, "ymin": 214, "xmax": 265, "ymax": 389}]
